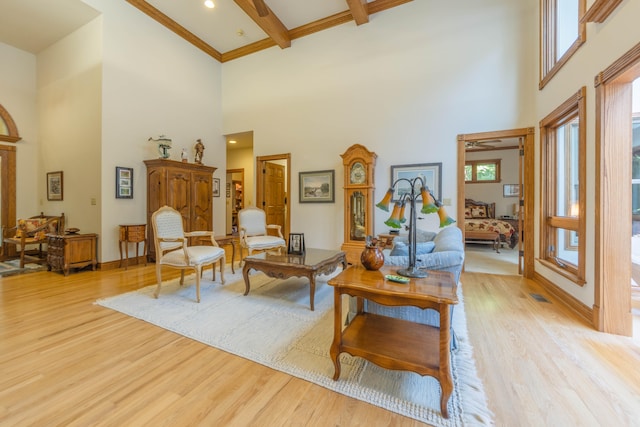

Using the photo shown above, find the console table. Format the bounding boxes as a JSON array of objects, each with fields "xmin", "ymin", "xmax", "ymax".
[
  {"xmin": 327, "ymin": 266, "xmax": 458, "ymax": 418},
  {"xmin": 47, "ymin": 233, "xmax": 98, "ymax": 276},
  {"xmin": 119, "ymin": 224, "xmax": 147, "ymax": 269}
]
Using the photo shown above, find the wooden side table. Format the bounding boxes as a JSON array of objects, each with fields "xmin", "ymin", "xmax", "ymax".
[
  {"xmin": 119, "ymin": 224, "xmax": 147, "ymax": 269},
  {"xmin": 327, "ymin": 266, "xmax": 458, "ymax": 418},
  {"xmin": 214, "ymin": 235, "xmax": 237, "ymax": 274},
  {"xmin": 47, "ymin": 233, "xmax": 98, "ymax": 276}
]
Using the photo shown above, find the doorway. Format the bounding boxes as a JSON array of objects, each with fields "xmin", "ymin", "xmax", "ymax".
[
  {"xmin": 256, "ymin": 154, "xmax": 290, "ymax": 239},
  {"xmin": 457, "ymin": 128, "xmax": 534, "ymax": 278},
  {"xmin": 226, "ymin": 168, "xmax": 244, "ymax": 235}
]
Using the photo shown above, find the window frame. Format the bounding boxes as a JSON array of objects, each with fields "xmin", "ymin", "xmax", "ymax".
[
  {"xmin": 539, "ymin": 0, "xmax": 586, "ymax": 89},
  {"xmin": 539, "ymin": 87, "xmax": 587, "ymax": 285},
  {"xmin": 464, "ymin": 159, "xmax": 501, "ymax": 184}
]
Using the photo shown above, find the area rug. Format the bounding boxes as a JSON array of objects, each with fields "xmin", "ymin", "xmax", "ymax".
[
  {"xmin": 96, "ymin": 271, "xmax": 493, "ymax": 426},
  {"xmin": 0, "ymin": 258, "xmax": 48, "ymax": 276}
]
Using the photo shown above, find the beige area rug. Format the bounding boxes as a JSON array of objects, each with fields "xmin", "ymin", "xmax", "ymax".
[
  {"xmin": 96, "ymin": 270, "xmax": 493, "ymax": 426},
  {"xmin": 0, "ymin": 257, "xmax": 48, "ymax": 276}
]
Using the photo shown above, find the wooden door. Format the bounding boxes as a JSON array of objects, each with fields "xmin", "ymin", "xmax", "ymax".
[
  {"xmin": 167, "ymin": 169, "xmax": 191, "ymax": 228},
  {"xmin": 191, "ymin": 171, "xmax": 213, "ymax": 232},
  {"xmin": 263, "ymin": 162, "xmax": 286, "ymax": 235}
]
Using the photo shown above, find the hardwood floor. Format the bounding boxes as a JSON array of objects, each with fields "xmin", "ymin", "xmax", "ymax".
[{"xmin": 1, "ymin": 265, "xmax": 639, "ymax": 426}]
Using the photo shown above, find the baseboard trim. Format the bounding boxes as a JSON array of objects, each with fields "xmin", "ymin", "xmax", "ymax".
[{"xmin": 533, "ymin": 271, "xmax": 594, "ymax": 327}]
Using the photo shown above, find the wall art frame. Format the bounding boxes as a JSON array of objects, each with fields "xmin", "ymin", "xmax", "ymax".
[
  {"xmin": 213, "ymin": 178, "xmax": 221, "ymax": 197},
  {"xmin": 390, "ymin": 163, "xmax": 442, "ymax": 202},
  {"xmin": 116, "ymin": 167, "xmax": 133, "ymax": 199},
  {"xmin": 299, "ymin": 170, "xmax": 335, "ymax": 203},
  {"xmin": 47, "ymin": 171, "xmax": 64, "ymax": 201}
]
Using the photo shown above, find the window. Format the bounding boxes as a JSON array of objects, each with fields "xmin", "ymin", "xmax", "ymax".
[
  {"xmin": 540, "ymin": 0, "xmax": 586, "ymax": 89},
  {"xmin": 540, "ymin": 87, "xmax": 586, "ymax": 284},
  {"xmin": 465, "ymin": 159, "xmax": 501, "ymax": 183}
]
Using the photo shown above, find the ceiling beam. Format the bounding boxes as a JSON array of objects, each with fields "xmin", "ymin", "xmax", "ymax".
[
  {"xmin": 233, "ymin": 0, "xmax": 291, "ymax": 49},
  {"xmin": 346, "ymin": 0, "xmax": 370, "ymax": 25},
  {"xmin": 125, "ymin": 0, "xmax": 222, "ymax": 61}
]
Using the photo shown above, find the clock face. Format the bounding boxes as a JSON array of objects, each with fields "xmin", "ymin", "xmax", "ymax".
[{"xmin": 350, "ymin": 162, "xmax": 366, "ymax": 184}]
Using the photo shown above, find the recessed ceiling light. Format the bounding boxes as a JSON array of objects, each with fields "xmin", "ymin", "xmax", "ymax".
[
  {"xmin": 204, "ymin": 0, "xmax": 215, "ymax": 9},
  {"xmin": 228, "ymin": 140, "xmax": 237, "ymax": 144}
]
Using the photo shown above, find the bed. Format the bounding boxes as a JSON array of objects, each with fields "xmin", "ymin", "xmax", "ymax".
[{"xmin": 464, "ymin": 199, "xmax": 518, "ymax": 249}]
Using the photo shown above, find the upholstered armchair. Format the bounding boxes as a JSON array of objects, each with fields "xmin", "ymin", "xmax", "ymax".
[
  {"xmin": 151, "ymin": 206, "xmax": 226, "ymax": 303},
  {"xmin": 3, "ymin": 212, "xmax": 65, "ymax": 268},
  {"xmin": 238, "ymin": 207, "xmax": 286, "ymax": 264}
]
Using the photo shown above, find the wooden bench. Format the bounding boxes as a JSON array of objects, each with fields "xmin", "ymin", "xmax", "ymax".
[
  {"xmin": 465, "ymin": 230, "xmax": 500, "ymax": 253},
  {"xmin": 3, "ymin": 212, "xmax": 65, "ymax": 268}
]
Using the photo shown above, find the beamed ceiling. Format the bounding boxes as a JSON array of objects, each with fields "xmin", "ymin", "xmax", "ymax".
[{"xmin": 0, "ymin": 0, "xmax": 413, "ymax": 62}]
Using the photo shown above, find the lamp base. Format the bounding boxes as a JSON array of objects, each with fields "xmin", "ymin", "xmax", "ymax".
[{"xmin": 397, "ymin": 267, "xmax": 428, "ymax": 278}]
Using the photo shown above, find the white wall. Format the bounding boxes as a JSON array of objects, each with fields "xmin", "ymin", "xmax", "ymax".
[
  {"xmin": 86, "ymin": 0, "xmax": 224, "ymax": 262},
  {"xmin": 534, "ymin": 0, "xmax": 640, "ymax": 306},
  {"xmin": 37, "ymin": 18, "xmax": 102, "ymax": 240},
  {"xmin": 222, "ymin": 0, "xmax": 537, "ymax": 249},
  {"xmin": 0, "ymin": 43, "xmax": 38, "ymax": 217}
]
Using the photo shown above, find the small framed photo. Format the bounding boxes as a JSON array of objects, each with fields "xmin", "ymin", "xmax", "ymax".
[
  {"xmin": 503, "ymin": 184, "xmax": 520, "ymax": 198},
  {"xmin": 299, "ymin": 170, "xmax": 335, "ymax": 203},
  {"xmin": 226, "ymin": 182, "xmax": 231, "ymax": 198},
  {"xmin": 116, "ymin": 167, "xmax": 134, "ymax": 199},
  {"xmin": 47, "ymin": 171, "xmax": 64, "ymax": 201},
  {"xmin": 288, "ymin": 233, "xmax": 305, "ymax": 255},
  {"xmin": 213, "ymin": 178, "xmax": 221, "ymax": 197},
  {"xmin": 390, "ymin": 163, "xmax": 442, "ymax": 202}
]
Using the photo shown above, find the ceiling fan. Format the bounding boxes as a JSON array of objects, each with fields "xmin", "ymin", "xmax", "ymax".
[
  {"xmin": 253, "ymin": 0, "xmax": 269, "ymax": 17},
  {"xmin": 465, "ymin": 139, "xmax": 502, "ymax": 150}
]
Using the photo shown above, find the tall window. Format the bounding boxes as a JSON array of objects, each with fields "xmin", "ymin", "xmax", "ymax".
[
  {"xmin": 540, "ymin": 0, "xmax": 586, "ymax": 89},
  {"xmin": 632, "ymin": 79, "xmax": 640, "ymax": 221},
  {"xmin": 540, "ymin": 87, "xmax": 586, "ymax": 284}
]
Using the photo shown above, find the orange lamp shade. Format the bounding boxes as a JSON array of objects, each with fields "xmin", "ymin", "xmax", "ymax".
[
  {"xmin": 376, "ymin": 188, "xmax": 395, "ymax": 212},
  {"xmin": 420, "ymin": 187, "xmax": 438, "ymax": 214},
  {"xmin": 437, "ymin": 206, "xmax": 456, "ymax": 228},
  {"xmin": 384, "ymin": 201, "xmax": 404, "ymax": 229}
]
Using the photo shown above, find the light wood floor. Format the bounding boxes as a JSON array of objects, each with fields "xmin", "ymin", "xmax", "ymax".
[{"xmin": 1, "ymin": 265, "xmax": 639, "ymax": 426}]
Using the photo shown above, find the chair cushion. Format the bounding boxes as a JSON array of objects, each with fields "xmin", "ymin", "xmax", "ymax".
[
  {"xmin": 246, "ymin": 235, "xmax": 286, "ymax": 250},
  {"xmin": 15, "ymin": 218, "xmax": 48, "ymax": 240},
  {"xmin": 161, "ymin": 246, "xmax": 225, "ymax": 266}
]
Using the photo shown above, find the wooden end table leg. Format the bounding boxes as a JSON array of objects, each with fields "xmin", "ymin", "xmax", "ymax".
[
  {"xmin": 230, "ymin": 241, "xmax": 236, "ymax": 274},
  {"xmin": 329, "ymin": 289, "xmax": 343, "ymax": 380},
  {"xmin": 438, "ymin": 304, "xmax": 453, "ymax": 418},
  {"xmin": 119, "ymin": 240, "xmax": 125, "ymax": 269}
]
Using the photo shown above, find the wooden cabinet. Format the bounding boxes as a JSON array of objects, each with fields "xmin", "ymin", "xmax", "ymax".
[
  {"xmin": 47, "ymin": 233, "xmax": 98, "ymax": 276},
  {"xmin": 144, "ymin": 159, "xmax": 217, "ymax": 260}
]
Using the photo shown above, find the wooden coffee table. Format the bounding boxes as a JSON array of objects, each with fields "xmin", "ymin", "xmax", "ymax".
[
  {"xmin": 242, "ymin": 248, "xmax": 347, "ymax": 311},
  {"xmin": 327, "ymin": 265, "xmax": 458, "ymax": 418}
]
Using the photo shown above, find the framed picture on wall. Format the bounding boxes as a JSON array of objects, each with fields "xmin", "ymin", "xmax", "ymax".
[
  {"xmin": 299, "ymin": 170, "xmax": 335, "ymax": 203},
  {"xmin": 213, "ymin": 178, "xmax": 221, "ymax": 197},
  {"xmin": 116, "ymin": 167, "xmax": 133, "ymax": 199},
  {"xmin": 390, "ymin": 163, "xmax": 442, "ymax": 202},
  {"xmin": 503, "ymin": 184, "xmax": 520, "ymax": 197},
  {"xmin": 47, "ymin": 171, "xmax": 64, "ymax": 201}
]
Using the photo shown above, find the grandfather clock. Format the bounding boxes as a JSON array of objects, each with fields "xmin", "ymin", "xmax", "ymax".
[{"xmin": 341, "ymin": 144, "xmax": 377, "ymax": 265}]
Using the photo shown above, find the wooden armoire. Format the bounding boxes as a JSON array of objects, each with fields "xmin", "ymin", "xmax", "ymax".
[{"xmin": 144, "ymin": 159, "xmax": 216, "ymax": 260}]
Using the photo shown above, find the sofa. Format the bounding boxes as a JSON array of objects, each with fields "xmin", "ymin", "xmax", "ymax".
[{"xmin": 349, "ymin": 225, "xmax": 465, "ymax": 348}]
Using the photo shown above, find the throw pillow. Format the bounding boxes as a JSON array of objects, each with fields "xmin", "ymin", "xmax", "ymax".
[
  {"xmin": 390, "ymin": 241, "xmax": 436, "ymax": 257},
  {"xmin": 471, "ymin": 206, "xmax": 487, "ymax": 218}
]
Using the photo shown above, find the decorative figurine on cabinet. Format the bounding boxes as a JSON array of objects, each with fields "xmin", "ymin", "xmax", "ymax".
[
  {"xmin": 181, "ymin": 148, "xmax": 188, "ymax": 162},
  {"xmin": 194, "ymin": 139, "xmax": 205, "ymax": 164},
  {"xmin": 148, "ymin": 135, "xmax": 172, "ymax": 159}
]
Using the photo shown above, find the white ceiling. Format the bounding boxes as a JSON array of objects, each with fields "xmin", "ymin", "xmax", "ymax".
[{"xmin": 0, "ymin": 0, "xmax": 378, "ymax": 55}]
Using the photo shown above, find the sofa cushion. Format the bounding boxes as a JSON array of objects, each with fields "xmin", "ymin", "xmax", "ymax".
[
  {"xmin": 432, "ymin": 226, "xmax": 464, "ymax": 253},
  {"xmin": 394, "ymin": 229, "xmax": 436, "ymax": 244},
  {"xmin": 389, "ymin": 241, "xmax": 435, "ymax": 257}
]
